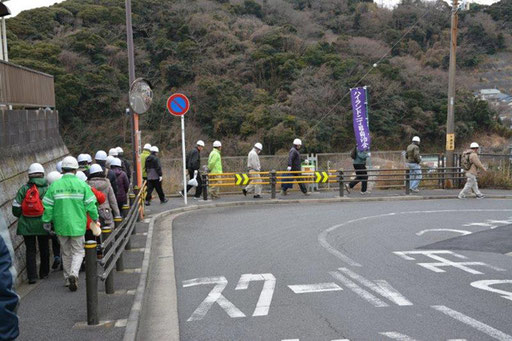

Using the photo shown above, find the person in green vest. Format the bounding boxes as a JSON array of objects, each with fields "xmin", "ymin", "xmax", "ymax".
[
  {"xmin": 141, "ymin": 143, "xmax": 151, "ymax": 181},
  {"xmin": 208, "ymin": 141, "xmax": 223, "ymax": 199},
  {"xmin": 12, "ymin": 163, "xmax": 49, "ymax": 284}
]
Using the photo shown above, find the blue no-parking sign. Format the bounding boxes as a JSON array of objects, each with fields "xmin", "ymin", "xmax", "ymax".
[{"xmin": 167, "ymin": 93, "xmax": 190, "ymax": 116}]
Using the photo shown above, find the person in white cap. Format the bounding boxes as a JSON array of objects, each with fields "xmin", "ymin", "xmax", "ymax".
[
  {"xmin": 116, "ymin": 147, "xmax": 131, "ymax": 183},
  {"xmin": 458, "ymin": 142, "xmax": 486, "ymax": 199},
  {"xmin": 181, "ymin": 140, "xmax": 205, "ymax": 199},
  {"xmin": 95, "ymin": 150, "xmax": 118, "ymax": 196},
  {"xmin": 46, "ymin": 171, "xmax": 63, "ymax": 271},
  {"xmin": 42, "ymin": 156, "xmax": 99, "ymax": 292},
  {"xmin": 141, "ymin": 143, "xmax": 152, "ymax": 181},
  {"xmin": 77, "ymin": 154, "xmax": 90, "ymax": 176},
  {"xmin": 12, "ymin": 163, "xmax": 50, "ymax": 284},
  {"xmin": 145, "ymin": 146, "xmax": 167, "ymax": 205},
  {"xmin": 281, "ymin": 138, "xmax": 309, "ymax": 196},
  {"xmin": 208, "ymin": 141, "xmax": 223, "ymax": 199},
  {"xmin": 406, "ymin": 136, "xmax": 422, "ymax": 193},
  {"xmin": 243, "ymin": 143, "xmax": 263, "ymax": 198},
  {"xmin": 108, "ymin": 148, "xmax": 118, "ymax": 157}
]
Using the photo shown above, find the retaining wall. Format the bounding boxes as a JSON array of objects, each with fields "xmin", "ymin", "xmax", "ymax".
[{"xmin": 0, "ymin": 109, "xmax": 68, "ymax": 284}]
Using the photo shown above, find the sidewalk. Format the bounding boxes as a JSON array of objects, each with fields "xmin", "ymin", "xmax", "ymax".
[{"xmin": 16, "ymin": 188, "xmax": 512, "ymax": 340}]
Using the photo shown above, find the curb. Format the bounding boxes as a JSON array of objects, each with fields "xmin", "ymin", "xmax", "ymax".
[{"xmin": 123, "ymin": 193, "xmax": 512, "ymax": 340}]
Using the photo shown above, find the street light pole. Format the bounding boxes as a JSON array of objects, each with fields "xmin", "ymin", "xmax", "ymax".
[
  {"xmin": 445, "ymin": 0, "xmax": 459, "ymax": 168},
  {"xmin": 125, "ymin": 0, "xmax": 142, "ymax": 189}
]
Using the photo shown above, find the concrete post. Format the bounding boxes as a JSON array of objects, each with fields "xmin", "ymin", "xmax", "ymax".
[
  {"xmin": 85, "ymin": 240, "xmax": 99, "ymax": 325},
  {"xmin": 270, "ymin": 170, "xmax": 276, "ymax": 199},
  {"xmin": 115, "ymin": 217, "xmax": 125, "ymax": 270},
  {"xmin": 202, "ymin": 173, "xmax": 208, "ymax": 201},
  {"xmin": 405, "ymin": 168, "xmax": 410, "ymax": 195},
  {"xmin": 102, "ymin": 228, "xmax": 115, "ymax": 294},
  {"xmin": 338, "ymin": 170, "xmax": 344, "ymax": 197}
]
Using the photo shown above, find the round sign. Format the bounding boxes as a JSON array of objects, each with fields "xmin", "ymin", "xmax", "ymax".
[
  {"xmin": 129, "ymin": 78, "xmax": 153, "ymax": 114},
  {"xmin": 167, "ymin": 93, "xmax": 190, "ymax": 116}
]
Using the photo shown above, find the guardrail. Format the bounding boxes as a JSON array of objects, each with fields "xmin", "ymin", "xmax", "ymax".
[
  {"xmin": 201, "ymin": 167, "xmax": 466, "ymax": 198},
  {"xmin": 85, "ymin": 183, "xmax": 147, "ymax": 325}
]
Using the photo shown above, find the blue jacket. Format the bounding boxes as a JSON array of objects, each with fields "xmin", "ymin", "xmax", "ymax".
[{"xmin": 0, "ymin": 214, "xmax": 19, "ymax": 341}]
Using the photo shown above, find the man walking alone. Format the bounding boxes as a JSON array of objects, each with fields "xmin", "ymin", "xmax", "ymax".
[
  {"xmin": 243, "ymin": 143, "xmax": 263, "ymax": 198},
  {"xmin": 208, "ymin": 141, "xmax": 223, "ymax": 199},
  {"xmin": 406, "ymin": 136, "xmax": 422, "ymax": 193},
  {"xmin": 145, "ymin": 146, "xmax": 168, "ymax": 205},
  {"xmin": 347, "ymin": 146, "xmax": 369, "ymax": 195},
  {"xmin": 458, "ymin": 142, "xmax": 486, "ymax": 199}
]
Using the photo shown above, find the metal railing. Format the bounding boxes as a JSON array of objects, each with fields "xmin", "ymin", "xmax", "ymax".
[
  {"xmin": 201, "ymin": 166, "xmax": 467, "ymax": 199},
  {"xmin": 85, "ymin": 183, "xmax": 146, "ymax": 325}
]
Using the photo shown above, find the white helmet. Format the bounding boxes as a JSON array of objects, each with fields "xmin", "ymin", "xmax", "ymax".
[
  {"xmin": 412, "ymin": 136, "xmax": 420, "ymax": 143},
  {"xmin": 150, "ymin": 146, "xmax": 159, "ymax": 153},
  {"xmin": 62, "ymin": 156, "xmax": 79, "ymax": 170},
  {"xmin": 293, "ymin": 138, "xmax": 302, "ymax": 146},
  {"xmin": 111, "ymin": 157, "xmax": 122, "ymax": 167},
  {"xmin": 56, "ymin": 161, "xmax": 63, "ymax": 173},
  {"xmin": 76, "ymin": 171, "xmax": 88, "ymax": 182},
  {"xmin": 28, "ymin": 163, "xmax": 45, "ymax": 175},
  {"xmin": 89, "ymin": 164, "xmax": 104, "ymax": 175},
  {"xmin": 116, "ymin": 147, "xmax": 124, "ymax": 154},
  {"xmin": 213, "ymin": 140, "xmax": 222, "ymax": 148},
  {"xmin": 197, "ymin": 140, "xmax": 205, "ymax": 147},
  {"xmin": 95, "ymin": 150, "xmax": 107, "ymax": 161},
  {"xmin": 254, "ymin": 142, "xmax": 263, "ymax": 150},
  {"xmin": 77, "ymin": 154, "xmax": 88, "ymax": 163},
  {"xmin": 106, "ymin": 155, "xmax": 115, "ymax": 167},
  {"xmin": 144, "ymin": 143, "xmax": 152, "ymax": 150},
  {"xmin": 84, "ymin": 154, "xmax": 93, "ymax": 163},
  {"xmin": 470, "ymin": 142, "xmax": 479, "ymax": 149},
  {"xmin": 47, "ymin": 171, "xmax": 62, "ymax": 185},
  {"xmin": 108, "ymin": 148, "xmax": 118, "ymax": 157}
]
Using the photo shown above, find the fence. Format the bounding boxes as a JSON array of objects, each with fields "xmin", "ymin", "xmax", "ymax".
[{"xmin": 84, "ymin": 183, "xmax": 146, "ymax": 325}]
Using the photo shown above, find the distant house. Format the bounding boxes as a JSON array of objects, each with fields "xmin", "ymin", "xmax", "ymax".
[{"xmin": 478, "ymin": 88, "xmax": 502, "ymax": 101}]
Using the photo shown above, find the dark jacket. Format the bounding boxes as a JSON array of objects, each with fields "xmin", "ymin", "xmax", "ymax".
[
  {"xmin": 12, "ymin": 177, "xmax": 48, "ymax": 236},
  {"xmin": 288, "ymin": 147, "xmax": 302, "ymax": 171},
  {"xmin": 406, "ymin": 143, "xmax": 421, "ymax": 164},
  {"xmin": 112, "ymin": 167, "xmax": 130, "ymax": 205},
  {"xmin": 97, "ymin": 162, "xmax": 118, "ymax": 196},
  {"xmin": 145, "ymin": 153, "xmax": 162, "ymax": 180},
  {"xmin": 186, "ymin": 148, "xmax": 201, "ymax": 172},
  {"xmin": 0, "ymin": 227, "xmax": 19, "ymax": 340},
  {"xmin": 119, "ymin": 157, "xmax": 132, "ymax": 182}
]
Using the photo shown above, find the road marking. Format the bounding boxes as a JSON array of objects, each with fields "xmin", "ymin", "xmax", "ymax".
[
  {"xmin": 183, "ymin": 277, "xmax": 245, "ymax": 321},
  {"xmin": 416, "ymin": 229, "xmax": 472, "ymax": 236},
  {"xmin": 380, "ymin": 332, "xmax": 418, "ymax": 340},
  {"xmin": 114, "ymin": 319, "xmax": 128, "ymax": 327},
  {"xmin": 338, "ymin": 268, "xmax": 412, "ymax": 306},
  {"xmin": 329, "ymin": 271, "xmax": 388, "ymax": 307},
  {"xmin": 463, "ymin": 223, "xmax": 495, "ymax": 227},
  {"xmin": 393, "ymin": 250, "xmax": 505, "ymax": 274},
  {"xmin": 471, "ymin": 280, "xmax": 512, "ymax": 301},
  {"xmin": 288, "ymin": 283, "xmax": 343, "ymax": 294},
  {"xmin": 319, "ymin": 209, "xmax": 512, "ymax": 267},
  {"xmin": 235, "ymin": 273, "xmax": 276, "ymax": 316},
  {"xmin": 120, "ymin": 268, "xmax": 142, "ymax": 274},
  {"xmin": 432, "ymin": 305, "xmax": 512, "ymax": 341}
]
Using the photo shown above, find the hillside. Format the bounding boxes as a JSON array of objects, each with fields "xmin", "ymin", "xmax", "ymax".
[{"xmin": 7, "ymin": 0, "xmax": 512, "ymax": 155}]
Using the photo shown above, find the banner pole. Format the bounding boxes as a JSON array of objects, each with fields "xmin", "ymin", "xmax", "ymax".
[
  {"xmin": 364, "ymin": 86, "xmax": 372, "ymax": 169},
  {"xmin": 181, "ymin": 115, "xmax": 188, "ymax": 205}
]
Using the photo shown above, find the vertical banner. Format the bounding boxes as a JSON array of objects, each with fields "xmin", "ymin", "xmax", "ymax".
[{"xmin": 351, "ymin": 87, "xmax": 371, "ymax": 151}]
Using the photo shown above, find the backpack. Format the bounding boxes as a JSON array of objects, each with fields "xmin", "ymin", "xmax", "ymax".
[
  {"xmin": 21, "ymin": 184, "xmax": 44, "ymax": 217},
  {"xmin": 350, "ymin": 146, "xmax": 357, "ymax": 160},
  {"xmin": 461, "ymin": 151, "xmax": 472, "ymax": 171},
  {"xmin": 98, "ymin": 207, "xmax": 113, "ymax": 227}
]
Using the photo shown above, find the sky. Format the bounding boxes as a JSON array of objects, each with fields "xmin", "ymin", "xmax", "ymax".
[{"xmin": 4, "ymin": 0, "xmax": 502, "ymax": 17}]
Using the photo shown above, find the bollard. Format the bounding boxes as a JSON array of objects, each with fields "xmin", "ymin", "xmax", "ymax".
[
  {"xmin": 202, "ymin": 173, "xmax": 208, "ymax": 201},
  {"xmin": 129, "ymin": 193, "xmax": 136, "ymax": 207},
  {"xmin": 270, "ymin": 170, "xmax": 276, "ymax": 199},
  {"xmin": 405, "ymin": 168, "xmax": 410, "ymax": 195},
  {"xmin": 121, "ymin": 204, "xmax": 129, "ymax": 219},
  {"xmin": 102, "ymin": 227, "xmax": 115, "ymax": 294},
  {"xmin": 85, "ymin": 240, "xmax": 99, "ymax": 325},
  {"xmin": 114, "ymin": 217, "xmax": 125, "ymax": 270},
  {"xmin": 338, "ymin": 170, "xmax": 344, "ymax": 197}
]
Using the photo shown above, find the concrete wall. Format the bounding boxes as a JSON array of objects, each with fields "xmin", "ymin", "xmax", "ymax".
[{"xmin": 0, "ymin": 109, "xmax": 68, "ymax": 284}]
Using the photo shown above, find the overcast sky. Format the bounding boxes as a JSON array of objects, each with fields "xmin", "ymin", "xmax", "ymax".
[{"xmin": 5, "ymin": 0, "xmax": 501, "ymax": 17}]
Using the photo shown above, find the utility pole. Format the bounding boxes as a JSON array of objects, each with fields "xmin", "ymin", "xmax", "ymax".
[
  {"xmin": 125, "ymin": 0, "xmax": 142, "ymax": 189},
  {"xmin": 445, "ymin": 0, "xmax": 459, "ymax": 168}
]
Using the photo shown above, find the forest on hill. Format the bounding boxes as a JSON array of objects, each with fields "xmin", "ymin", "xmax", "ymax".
[{"xmin": 7, "ymin": 0, "xmax": 512, "ymax": 155}]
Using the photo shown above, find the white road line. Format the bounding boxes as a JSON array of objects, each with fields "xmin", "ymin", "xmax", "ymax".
[
  {"xmin": 114, "ymin": 319, "xmax": 128, "ymax": 327},
  {"xmin": 471, "ymin": 280, "xmax": 512, "ymax": 301},
  {"xmin": 463, "ymin": 223, "xmax": 495, "ymax": 227},
  {"xmin": 288, "ymin": 283, "xmax": 343, "ymax": 294},
  {"xmin": 432, "ymin": 305, "xmax": 512, "ymax": 341},
  {"xmin": 235, "ymin": 273, "xmax": 276, "ymax": 316},
  {"xmin": 319, "ymin": 210, "xmax": 512, "ymax": 268},
  {"xmin": 329, "ymin": 271, "xmax": 388, "ymax": 307},
  {"xmin": 338, "ymin": 268, "xmax": 412, "ymax": 306},
  {"xmin": 183, "ymin": 277, "xmax": 245, "ymax": 321},
  {"xmin": 416, "ymin": 229, "xmax": 472, "ymax": 236},
  {"xmin": 380, "ymin": 332, "xmax": 418, "ymax": 340}
]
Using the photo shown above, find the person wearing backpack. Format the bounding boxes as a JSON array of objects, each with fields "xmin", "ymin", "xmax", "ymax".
[
  {"xmin": 42, "ymin": 156, "xmax": 99, "ymax": 292},
  {"xmin": 87, "ymin": 164, "xmax": 121, "ymax": 229},
  {"xmin": 347, "ymin": 146, "xmax": 369, "ymax": 195},
  {"xmin": 11, "ymin": 163, "xmax": 50, "ymax": 284},
  {"xmin": 458, "ymin": 142, "xmax": 486, "ymax": 199}
]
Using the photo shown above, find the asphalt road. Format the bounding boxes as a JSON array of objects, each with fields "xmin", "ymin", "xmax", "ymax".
[{"xmin": 171, "ymin": 199, "xmax": 512, "ymax": 341}]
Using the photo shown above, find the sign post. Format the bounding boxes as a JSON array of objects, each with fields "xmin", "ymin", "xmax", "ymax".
[{"xmin": 167, "ymin": 93, "xmax": 190, "ymax": 205}]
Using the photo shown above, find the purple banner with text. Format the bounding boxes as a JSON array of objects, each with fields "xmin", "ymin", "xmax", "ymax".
[{"xmin": 351, "ymin": 87, "xmax": 371, "ymax": 151}]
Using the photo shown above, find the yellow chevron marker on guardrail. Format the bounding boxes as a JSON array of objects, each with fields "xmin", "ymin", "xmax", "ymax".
[
  {"xmin": 235, "ymin": 173, "xmax": 251, "ymax": 186},
  {"xmin": 315, "ymin": 171, "xmax": 329, "ymax": 183}
]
